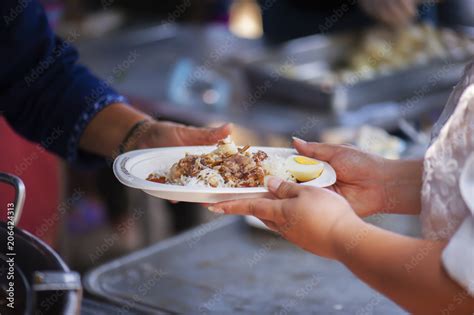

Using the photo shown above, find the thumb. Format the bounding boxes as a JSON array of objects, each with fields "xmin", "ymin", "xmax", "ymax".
[
  {"xmin": 267, "ymin": 176, "xmax": 305, "ymax": 199},
  {"xmin": 178, "ymin": 123, "xmax": 232, "ymax": 145},
  {"xmin": 292, "ymin": 137, "xmax": 338, "ymax": 162}
]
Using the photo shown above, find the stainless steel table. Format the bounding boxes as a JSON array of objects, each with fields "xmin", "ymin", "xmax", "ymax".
[{"xmin": 84, "ymin": 216, "xmax": 406, "ymax": 314}]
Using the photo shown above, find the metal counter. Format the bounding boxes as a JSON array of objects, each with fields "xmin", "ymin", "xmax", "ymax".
[{"xmin": 84, "ymin": 217, "xmax": 406, "ymax": 314}]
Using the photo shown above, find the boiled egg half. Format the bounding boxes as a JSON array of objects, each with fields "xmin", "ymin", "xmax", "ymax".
[{"xmin": 286, "ymin": 155, "xmax": 324, "ymax": 182}]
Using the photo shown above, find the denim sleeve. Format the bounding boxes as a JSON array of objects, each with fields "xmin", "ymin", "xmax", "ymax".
[{"xmin": 0, "ymin": 0, "xmax": 127, "ymax": 167}]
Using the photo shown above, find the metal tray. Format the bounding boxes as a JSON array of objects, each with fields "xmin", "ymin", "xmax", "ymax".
[
  {"xmin": 84, "ymin": 217, "xmax": 404, "ymax": 314},
  {"xmin": 242, "ymin": 32, "xmax": 471, "ymax": 113}
]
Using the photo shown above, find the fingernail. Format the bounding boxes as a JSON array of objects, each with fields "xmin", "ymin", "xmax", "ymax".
[
  {"xmin": 292, "ymin": 136, "xmax": 306, "ymax": 144},
  {"xmin": 208, "ymin": 206, "xmax": 224, "ymax": 214},
  {"xmin": 267, "ymin": 176, "xmax": 283, "ymax": 193}
]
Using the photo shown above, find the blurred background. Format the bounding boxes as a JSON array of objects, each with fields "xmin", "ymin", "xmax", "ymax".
[
  {"xmin": 1, "ymin": 0, "xmax": 474, "ymax": 313},
  {"xmin": 1, "ymin": 0, "xmax": 473, "ymax": 292}
]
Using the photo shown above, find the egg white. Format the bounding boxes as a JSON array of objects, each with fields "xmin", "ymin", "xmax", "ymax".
[{"xmin": 285, "ymin": 155, "xmax": 324, "ymax": 182}]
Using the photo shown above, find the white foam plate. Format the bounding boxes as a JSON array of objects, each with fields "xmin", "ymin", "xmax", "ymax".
[
  {"xmin": 245, "ymin": 215, "xmax": 271, "ymax": 230},
  {"xmin": 113, "ymin": 146, "xmax": 336, "ymax": 203}
]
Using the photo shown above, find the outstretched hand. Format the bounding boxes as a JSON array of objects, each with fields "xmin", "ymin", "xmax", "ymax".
[
  {"xmin": 293, "ymin": 138, "xmax": 389, "ymax": 217},
  {"xmin": 135, "ymin": 122, "xmax": 232, "ymax": 148},
  {"xmin": 209, "ymin": 177, "xmax": 362, "ymax": 259}
]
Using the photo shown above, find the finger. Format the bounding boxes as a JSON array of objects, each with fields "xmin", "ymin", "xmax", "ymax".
[
  {"xmin": 361, "ymin": 0, "xmax": 390, "ymax": 22},
  {"xmin": 260, "ymin": 219, "xmax": 279, "ymax": 232},
  {"xmin": 292, "ymin": 137, "xmax": 339, "ymax": 162},
  {"xmin": 369, "ymin": 1, "xmax": 393, "ymax": 25},
  {"xmin": 388, "ymin": 1, "xmax": 409, "ymax": 24},
  {"xmin": 209, "ymin": 198, "xmax": 284, "ymax": 222},
  {"xmin": 399, "ymin": 0, "xmax": 417, "ymax": 18},
  {"xmin": 383, "ymin": 1, "xmax": 411, "ymax": 26},
  {"xmin": 178, "ymin": 123, "xmax": 232, "ymax": 145},
  {"xmin": 376, "ymin": 3, "xmax": 396, "ymax": 25},
  {"xmin": 267, "ymin": 176, "xmax": 305, "ymax": 199},
  {"xmin": 325, "ymin": 185, "xmax": 336, "ymax": 193},
  {"xmin": 340, "ymin": 143, "xmax": 356, "ymax": 149}
]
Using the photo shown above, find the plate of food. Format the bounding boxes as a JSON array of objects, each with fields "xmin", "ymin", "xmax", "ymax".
[{"xmin": 113, "ymin": 137, "xmax": 336, "ymax": 203}]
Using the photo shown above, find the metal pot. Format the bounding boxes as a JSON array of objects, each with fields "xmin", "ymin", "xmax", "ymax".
[{"xmin": 0, "ymin": 173, "xmax": 82, "ymax": 315}]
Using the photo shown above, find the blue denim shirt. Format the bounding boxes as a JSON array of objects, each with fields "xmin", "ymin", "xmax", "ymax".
[{"xmin": 0, "ymin": 0, "xmax": 126, "ymax": 166}]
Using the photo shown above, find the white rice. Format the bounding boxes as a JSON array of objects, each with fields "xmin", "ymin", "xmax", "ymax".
[
  {"xmin": 189, "ymin": 168, "xmax": 228, "ymax": 188},
  {"xmin": 149, "ymin": 153, "xmax": 295, "ymax": 188},
  {"xmin": 262, "ymin": 155, "xmax": 295, "ymax": 182}
]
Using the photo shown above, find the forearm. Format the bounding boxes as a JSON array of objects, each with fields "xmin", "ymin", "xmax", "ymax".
[
  {"xmin": 382, "ymin": 159, "xmax": 423, "ymax": 215},
  {"xmin": 79, "ymin": 103, "xmax": 151, "ymax": 158},
  {"xmin": 335, "ymin": 220, "xmax": 474, "ymax": 314}
]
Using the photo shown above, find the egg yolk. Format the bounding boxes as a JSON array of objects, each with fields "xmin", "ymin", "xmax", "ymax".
[{"xmin": 294, "ymin": 156, "xmax": 320, "ymax": 165}]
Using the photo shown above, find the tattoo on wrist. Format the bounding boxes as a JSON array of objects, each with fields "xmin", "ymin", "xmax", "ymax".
[{"xmin": 118, "ymin": 119, "xmax": 152, "ymax": 154}]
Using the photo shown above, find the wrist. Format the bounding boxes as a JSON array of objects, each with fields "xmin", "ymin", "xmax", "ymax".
[
  {"xmin": 80, "ymin": 103, "xmax": 152, "ymax": 158},
  {"xmin": 331, "ymin": 211, "xmax": 367, "ymax": 261},
  {"xmin": 381, "ymin": 159, "xmax": 423, "ymax": 215},
  {"xmin": 380, "ymin": 158, "xmax": 402, "ymax": 213},
  {"xmin": 119, "ymin": 119, "xmax": 154, "ymax": 153}
]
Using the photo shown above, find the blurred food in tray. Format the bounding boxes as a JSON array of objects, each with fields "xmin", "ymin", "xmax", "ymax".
[
  {"xmin": 321, "ymin": 125, "xmax": 406, "ymax": 160},
  {"xmin": 337, "ymin": 24, "xmax": 474, "ymax": 85},
  {"xmin": 243, "ymin": 24, "xmax": 474, "ymax": 112},
  {"xmin": 281, "ymin": 23, "xmax": 474, "ymax": 86}
]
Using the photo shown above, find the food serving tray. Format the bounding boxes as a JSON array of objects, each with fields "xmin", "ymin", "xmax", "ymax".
[{"xmin": 242, "ymin": 32, "xmax": 471, "ymax": 113}]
